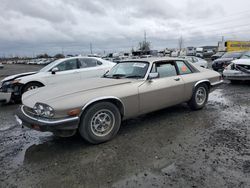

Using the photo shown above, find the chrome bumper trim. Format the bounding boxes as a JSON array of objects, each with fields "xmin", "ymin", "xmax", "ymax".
[{"xmin": 20, "ymin": 105, "xmax": 79, "ymax": 125}]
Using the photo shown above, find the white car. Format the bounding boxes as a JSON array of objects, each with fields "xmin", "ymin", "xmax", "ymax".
[
  {"xmin": 0, "ymin": 63, "xmax": 4, "ymax": 69},
  {"xmin": 223, "ymin": 59, "xmax": 250, "ymax": 83},
  {"xmin": 179, "ymin": 56, "xmax": 208, "ymax": 68},
  {"xmin": 0, "ymin": 57, "xmax": 115, "ymax": 103}
]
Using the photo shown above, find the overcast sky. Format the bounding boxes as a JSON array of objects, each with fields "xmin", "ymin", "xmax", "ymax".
[{"xmin": 0, "ymin": 0, "xmax": 250, "ymax": 56}]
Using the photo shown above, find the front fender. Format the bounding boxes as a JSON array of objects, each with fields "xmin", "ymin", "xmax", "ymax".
[{"xmin": 80, "ymin": 96, "xmax": 125, "ymax": 117}]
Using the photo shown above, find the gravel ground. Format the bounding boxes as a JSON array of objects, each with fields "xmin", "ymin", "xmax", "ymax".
[{"xmin": 0, "ymin": 64, "xmax": 249, "ymax": 188}]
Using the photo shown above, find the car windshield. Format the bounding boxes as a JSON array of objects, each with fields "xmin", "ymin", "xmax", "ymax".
[
  {"xmin": 221, "ymin": 52, "xmax": 243, "ymax": 59},
  {"xmin": 214, "ymin": 52, "xmax": 224, "ymax": 56},
  {"xmin": 104, "ymin": 62, "xmax": 149, "ymax": 79},
  {"xmin": 39, "ymin": 59, "xmax": 63, "ymax": 72}
]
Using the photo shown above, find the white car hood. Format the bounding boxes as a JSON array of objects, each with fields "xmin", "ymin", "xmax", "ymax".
[
  {"xmin": 232, "ymin": 59, "xmax": 250, "ymax": 66},
  {"xmin": 1, "ymin": 72, "xmax": 37, "ymax": 82}
]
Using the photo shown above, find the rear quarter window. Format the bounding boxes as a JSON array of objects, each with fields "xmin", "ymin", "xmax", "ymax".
[{"xmin": 176, "ymin": 61, "xmax": 192, "ymax": 75}]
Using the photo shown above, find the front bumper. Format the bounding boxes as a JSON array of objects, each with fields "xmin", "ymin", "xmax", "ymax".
[
  {"xmin": 0, "ymin": 82, "xmax": 24, "ymax": 102},
  {"xmin": 0, "ymin": 92, "xmax": 11, "ymax": 103},
  {"xmin": 223, "ymin": 71, "xmax": 250, "ymax": 80},
  {"xmin": 16, "ymin": 105, "xmax": 79, "ymax": 132}
]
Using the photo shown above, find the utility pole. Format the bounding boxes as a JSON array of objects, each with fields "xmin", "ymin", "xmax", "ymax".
[
  {"xmin": 144, "ymin": 30, "xmax": 147, "ymax": 43},
  {"xmin": 90, "ymin": 43, "xmax": 93, "ymax": 54}
]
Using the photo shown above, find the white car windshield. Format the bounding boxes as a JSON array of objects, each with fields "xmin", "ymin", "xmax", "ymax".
[
  {"xmin": 221, "ymin": 52, "xmax": 243, "ymax": 59},
  {"xmin": 104, "ymin": 62, "xmax": 149, "ymax": 79},
  {"xmin": 39, "ymin": 59, "xmax": 63, "ymax": 72}
]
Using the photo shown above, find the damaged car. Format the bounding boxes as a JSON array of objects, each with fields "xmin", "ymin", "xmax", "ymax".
[
  {"xmin": 0, "ymin": 57, "xmax": 115, "ymax": 103},
  {"xmin": 223, "ymin": 59, "xmax": 250, "ymax": 83},
  {"xmin": 212, "ymin": 51, "xmax": 250, "ymax": 72},
  {"xmin": 16, "ymin": 57, "xmax": 223, "ymax": 144}
]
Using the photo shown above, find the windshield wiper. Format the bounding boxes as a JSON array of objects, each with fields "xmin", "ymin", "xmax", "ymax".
[
  {"xmin": 125, "ymin": 75, "xmax": 143, "ymax": 79},
  {"xmin": 103, "ymin": 74, "xmax": 126, "ymax": 79},
  {"xmin": 112, "ymin": 74, "xmax": 126, "ymax": 79}
]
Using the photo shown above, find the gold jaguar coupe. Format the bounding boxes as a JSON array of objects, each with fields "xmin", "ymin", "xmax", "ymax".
[{"xmin": 16, "ymin": 57, "xmax": 223, "ymax": 144}]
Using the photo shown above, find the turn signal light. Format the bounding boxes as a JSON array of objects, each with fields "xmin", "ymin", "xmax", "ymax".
[{"xmin": 67, "ymin": 109, "xmax": 81, "ymax": 116}]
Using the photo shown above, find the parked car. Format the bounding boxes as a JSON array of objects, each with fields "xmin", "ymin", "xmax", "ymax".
[
  {"xmin": 203, "ymin": 49, "xmax": 214, "ymax": 58},
  {"xmin": 211, "ymin": 52, "xmax": 225, "ymax": 61},
  {"xmin": 212, "ymin": 51, "xmax": 250, "ymax": 71},
  {"xmin": 16, "ymin": 57, "xmax": 223, "ymax": 144},
  {"xmin": 223, "ymin": 59, "xmax": 250, "ymax": 83},
  {"xmin": 0, "ymin": 63, "xmax": 4, "ymax": 69},
  {"xmin": 179, "ymin": 56, "xmax": 208, "ymax": 68},
  {"xmin": 0, "ymin": 57, "xmax": 115, "ymax": 103}
]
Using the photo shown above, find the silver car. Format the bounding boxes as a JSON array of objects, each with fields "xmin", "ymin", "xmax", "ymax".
[
  {"xmin": 16, "ymin": 57, "xmax": 223, "ymax": 144},
  {"xmin": 223, "ymin": 59, "xmax": 250, "ymax": 83},
  {"xmin": 179, "ymin": 56, "xmax": 208, "ymax": 68}
]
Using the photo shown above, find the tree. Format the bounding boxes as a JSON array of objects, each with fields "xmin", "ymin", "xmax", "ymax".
[
  {"xmin": 138, "ymin": 41, "xmax": 151, "ymax": 51},
  {"xmin": 37, "ymin": 53, "xmax": 49, "ymax": 58},
  {"xmin": 54, "ymin": 53, "xmax": 65, "ymax": 59}
]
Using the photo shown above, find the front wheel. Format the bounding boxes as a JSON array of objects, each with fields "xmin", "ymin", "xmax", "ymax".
[
  {"xmin": 188, "ymin": 83, "xmax": 209, "ymax": 110},
  {"xmin": 22, "ymin": 82, "xmax": 43, "ymax": 94},
  {"xmin": 79, "ymin": 102, "xmax": 121, "ymax": 144}
]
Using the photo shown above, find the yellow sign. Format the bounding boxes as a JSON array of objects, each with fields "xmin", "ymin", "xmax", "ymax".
[{"xmin": 226, "ymin": 41, "xmax": 250, "ymax": 52}]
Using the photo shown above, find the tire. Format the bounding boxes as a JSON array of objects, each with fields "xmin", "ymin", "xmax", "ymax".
[
  {"xmin": 188, "ymin": 83, "xmax": 209, "ymax": 110},
  {"xmin": 22, "ymin": 82, "xmax": 43, "ymax": 94},
  {"xmin": 230, "ymin": 80, "xmax": 240, "ymax": 84},
  {"xmin": 79, "ymin": 102, "xmax": 121, "ymax": 144}
]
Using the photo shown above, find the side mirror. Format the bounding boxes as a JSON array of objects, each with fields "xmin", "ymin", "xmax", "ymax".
[
  {"xmin": 51, "ymin": 67, "xmax": 59, "ymax": 74},
  {"xmin": 148, "ymin": 72, "xmax": 159, "ymax": 81}
]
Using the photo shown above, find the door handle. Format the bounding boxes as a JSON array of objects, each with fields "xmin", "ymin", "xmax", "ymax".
[{"xmin": 174, "ymin": 77, "xmax": 181, "ymax": 81}]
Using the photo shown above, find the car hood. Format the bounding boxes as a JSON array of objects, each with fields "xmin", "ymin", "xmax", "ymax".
[
  {"xmin": 232, "ymin": 59, "xmax": 250, "ymax": 66},
  {"xmin": 214, "ymin": 58, "xmax": 234, "ymax": 63},
  {"xmin": 1, "ymin": 72, "xmax": 37, "ymax": 82},
  {"xmin": 22, "ymin": 77, "xmax": 134, "ymax": 107}
]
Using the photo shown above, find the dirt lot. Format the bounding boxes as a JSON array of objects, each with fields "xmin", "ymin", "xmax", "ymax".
[{"xmin": 0, "ymin": 64, "xmax": 250, "ymax": 188}]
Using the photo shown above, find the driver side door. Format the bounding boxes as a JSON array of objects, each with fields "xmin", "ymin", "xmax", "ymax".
[{"xmin": 138, "ymin": 61, "xmax": 185, "ymax": 114}]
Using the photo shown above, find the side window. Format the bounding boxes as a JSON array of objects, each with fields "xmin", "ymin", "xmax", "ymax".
[
  {"xmin": 176, "ymin": 61, "xmax": 192, "ymax": 75},
  {"xmin": 152, "ymin": 61, "xmax": 177, "ymax": 78},
  {"xmin": 79, "ymin": 58, "xmax": 102, "ymax": 68},
  {"xmin": 55, "ymin": 59, "xmax": 78, "ymax": 72}
]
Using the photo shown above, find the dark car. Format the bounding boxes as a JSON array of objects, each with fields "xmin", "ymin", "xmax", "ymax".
[
  {"xmin": 212, "ymin": 51, "xmax": 250, "ymax": 71},
  {"xmin": 211, "ymin": 52, "xmax": 225, "ymax": 61}
]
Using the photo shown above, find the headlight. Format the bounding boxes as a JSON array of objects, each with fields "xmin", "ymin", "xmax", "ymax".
[
  {"xmin": 2, "ymin": 79, "xmax": 21, "ymax": 86},
  {"xmin": 224, "ymin": 62, "xmax": 234, "ymax": 70},
  {"xmin": 33, "ymin": 103, "xmax": 54, "ymax": 118},
  {"xmin": 11, "ymin": 79, "xmax": 21, "ymax": 84}
]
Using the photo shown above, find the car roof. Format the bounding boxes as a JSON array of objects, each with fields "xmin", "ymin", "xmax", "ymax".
[{"xmin": 122, "ymin": 57, "xmax": 186, "ymax": 64}]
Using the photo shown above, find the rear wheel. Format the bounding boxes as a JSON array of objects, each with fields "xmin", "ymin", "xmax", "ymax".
[
  {"xmin": 79, "ymin": 102, "xmax": 121, "ymax": 144},
  {"xmin": 188, "ymin": 83, "xmax": 209, "ymax": 110}
]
